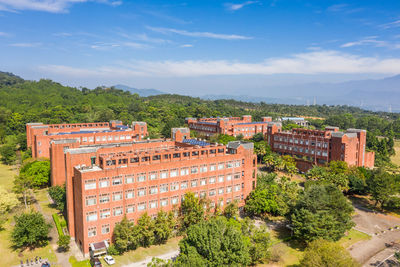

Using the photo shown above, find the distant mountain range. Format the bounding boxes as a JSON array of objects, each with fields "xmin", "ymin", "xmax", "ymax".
[
  {"xmin": 202, "ymin": 75, "xmax": 400, "ymax": 112},
  {"xmin": 113, "ymin": 84, "xmax": 165, "ymax": 97}
]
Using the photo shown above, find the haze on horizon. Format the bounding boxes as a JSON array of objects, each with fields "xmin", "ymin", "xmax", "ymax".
[{"xmin": 0, "ymin": 0, "xmax": 400, "ymax": 104}]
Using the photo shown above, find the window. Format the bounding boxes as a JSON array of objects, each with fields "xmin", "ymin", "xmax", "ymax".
[
  {"xmin": 181, "ymin": 181, "xmax": 188, "ymax": 189},
  {"xmin": 180, "ymin": 168, "xmax": 189, "ymax": 176},
  {"xmin": 226, "ymin": 175, "xmax": 232, "ymax": 181},
  {"xmin": 88, "ymin": 227, "xmax": 96, "ymax": 237},
  {"xmin": 138, "ymin": 188, "xmax": 146, "ymax": 197},
  {"xmin": 226, "ymin": 161, "xmax": 234, "ymax": 168},
  {"xmin": 149, "ymin": 200, "xmax": 158, "ymax": 209},
  {"xmin": 218, "ymin": 163, "xmax": 224, "ymax": 170},
  {"xmin": 209, "ymin": 189, "xmax": 216, "ymax": 196},
  {"xmin": 86, "ymin": 211, "xmax": 97, "ymax": 222},
  {"xmin": 113, "ymin": 207, "xmax": 123, "ymax": 216},
  {"xmin": 138, "ymin": 202, "xmax": 146, "ymax": 211},
  {"xmin": 149, "ymin": 172, "xmax": 158, "ymax": 180},
  {"xmin": 191, "ymin": 166, "xmax": 198, "ymax": 174},
  {"xmin": 160, "ymin": 198, "xmax": 168, "ymax": 207},
  {"xmin": 209, "ymin": 164, "xmax": 216, "ymax": 171},
  {"xmin": 126, "ymin": 205, "xmax": 135, "ymax": 214},
  {"xmin": 171, "ymin": 197, "xmax": 179, "ymax": 205},
  {"xmin": 125, "ymin": 190, "xmax": 134, "ymax": 199},
  {"xmin": 100, "ymin": 209, "xmax": 110, "ymax": 219},
  {"xmin": 86, "ymin": 196, "xmax": 96, "ymax": 206},
  {"xmin": 170, "ymin": 182, "xmax": 179, "ymax": 191},
  {"xmin": 209, "ymin": 176, "xmax": 216, "ymax": 184},
  {"xmin": 234, "ymin": 173, "xmax": 241, "ymax": 179},
  {"xmin": 200, "ymin": 165, "xmax": 207, "ymax": 173},
  {"xmin": 101, "ymin": 225, "xmax": 110, "ymax": 234},
  {"xmin": 113, "ymin": 192, "xmax": 122, "ymax": 201},
  {"xmin": 218, "ymin": 175, "xmax": 224, "ymax": 183},
  {"xmin": 191, "ymin": 180, "xmax": 198, "ymax": 187},
  {"xmin": 99, "ymin": 194, "xmax": 110, "ymax": 204},
  {"xmin": 160, "ymin": 184, "xmax": 168, "ymax": 193},
  {"xmin": 85, "ymin": 179, "xmax": 96, "ymax": 190},
  {"xmin": 200, "ymin": 191, "xmax": 206, "ymax": 198},
  {"xmin": 125, "ymin": 175, "xmax": 134, "ymax": 184},
  {"xmin": 218, "ymin": 188, "xmax": 224, "ymax": 194},
  {"xmin": 112, "ymin": 177, "xmax": 122, "ymax": 186},
  {"xmin": 235, "ymin": 184, "xmax": 241, "ymax": 192},
  {"xmin": 226, "ymin": 186, "xmax": 232, "ymax": 193},
  {"xmin": 137, "ymin": 173, "xmax": 146, "ymax": 182},
  {"xmin": 149, "ymin": 186, "xmax": 158, "ymax": 195},
  {"xmin": 99, "ymin": 178, "xmax": 109, "ymax": 188},
  {"xmin": 160, "ymin": 170, "xmax": 168, "ymax": 179},
  {"xmin": 200, "ymin": 178, "xmax": 207, "ymax": 186},
  {"xmin": 170, "ymin": 169, "xmax": 178, "ymax": 177}
]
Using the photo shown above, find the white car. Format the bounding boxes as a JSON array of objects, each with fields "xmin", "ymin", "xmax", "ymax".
[{"xmin": 104, "ymin": 255, "xmax": 115, "ymax": 265}]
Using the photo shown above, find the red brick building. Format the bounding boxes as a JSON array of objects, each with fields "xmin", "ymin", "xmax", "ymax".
[
  {"xmin": 266, "ymin": 125, "xmax": 375, "ymax": 171},
  {"xmin": 49, "ymin": 127, "xmax": 256, "ymax": 255},
  {"xmin": 26, "ymin": 121, "xmax": 148, "ymax": 186},
  {"xmin": 186, "ymin": 115, "xmax": 272, "ymax": 139}
]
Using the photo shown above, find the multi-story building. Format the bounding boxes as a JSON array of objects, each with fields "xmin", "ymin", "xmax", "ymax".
[
  {"xmin": 266, "ymin": 125, "xmax": 375, "ymax": 171},
  {"xmin": 186, "ymin": 115, "xmax": 273, "ymax": 139},
  {"xmin": 280, "ymin": 117, "xmax": 310, "ymax": 127},
  {"xmin": 50, "ymin": 127, "xmax": 256, "ymax": 256},
  {"xmin": 26, "ymin": 121, "xmax": 148, "ymax": 186}
]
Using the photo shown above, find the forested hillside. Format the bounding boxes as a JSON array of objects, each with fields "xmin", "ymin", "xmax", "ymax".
[{"xmin": 0, "ymin": 73, "xmax": 399, "ymax": 148}]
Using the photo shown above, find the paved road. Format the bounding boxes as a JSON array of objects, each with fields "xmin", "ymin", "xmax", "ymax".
[
  {"xmin": 348, "ymin": 205, "xmax": 400, "ymax": 266},
  {"xmin": 121, "ymin": 250, "xmax": 180, "ymax": 267}
]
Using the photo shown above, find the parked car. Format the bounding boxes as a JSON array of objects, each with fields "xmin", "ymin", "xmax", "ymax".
[
  {"xmin": 41, "ymin": 263, "xmax": 51, "ymax": 267},
  {"xmin": 104, "ymin": 255, "xmax": 115, "ymax": 265},
  {"xmin": 90, "ymin": 257, "xmax": 102, "ymax": 267}
]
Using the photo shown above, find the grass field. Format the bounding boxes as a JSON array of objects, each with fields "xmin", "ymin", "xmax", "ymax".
[
  {"xmin": 0, "ymin": 163, "xmax": 58, "ymax": 267},
  {"xmin": 391, "ymin": 140, "xmax": 400, "ymax": 166}
]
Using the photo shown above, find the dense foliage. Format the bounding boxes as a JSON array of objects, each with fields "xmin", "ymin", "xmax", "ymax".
[
  {"xmin": 11, "ymin": 211, "xmax": 51, "ymax": 248},
  {"xmin": 290, "ymin": 184, "xmax": 355, "ymax": 243},
  {"xmin": 300, "ymin": 239, "xmax": 360, "ymax": 267},
  {"xmin": 48, "ymin": 185, "xmax": 66, "ymax": 212}
]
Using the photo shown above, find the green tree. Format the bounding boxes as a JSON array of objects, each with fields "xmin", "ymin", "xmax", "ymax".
[
  {"xmin": 0, "ymin": 186, "xmax": 19, "ymax": 229},
  {"xmin": 154, "ymin": 210, "xmax": 173, "ymax": 245},
  {"xmin": 366, "ymin": 168, "xmax": 397, "ymax": 207},
  {"xmin": 179, "ymin": 192, "xmax": 205, "ymax": 230},
  {"xmin": 223, "ymin": 200, "xmax": 239, "ymax": 219},
  {"xmin": 176, "ymin": 216, "xmax": 250, "ymax": 266},
  {"xmin": 248, "ymin": 225, "xmax": 271, "ymax": 265},
  {"xmin": 48, "ymin": 185, "xmax": 66, "ymax": 212},
  {"xmin": 57, "ymin": 235, "xmax": 70, "ymax": 252},
  {"xmin": 290, "ymin": 184, "xmax": 355, "ymax": 243},
  {"xmin": 113, "ymin": 216, "xmax": 138, "ymax": 253},
  {"xmin": 20, "ymin": 160, "xmax": 50, "ymax": 188},
  {"xmin": 0, "ymin": 143, "xmax": 17, "ymax": 165},
  {"xmin": 137, "ymin": 213, "xmax": 155, "ymax": 247},
  {"xmin": 300, "ymin": 239, "xmax": 360, "ymax": 267},
  {"xmin": 11, "ymin": 211, "xmax": 51, "ymax": 248},
  {"xmin": 13, "ymin": 173, "xmax": 33, "ymax": 209}
]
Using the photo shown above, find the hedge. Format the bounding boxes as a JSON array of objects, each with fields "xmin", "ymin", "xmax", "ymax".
[{"xmin": 52, "ymin": 213, "xmax": 64, "ymax": 237}]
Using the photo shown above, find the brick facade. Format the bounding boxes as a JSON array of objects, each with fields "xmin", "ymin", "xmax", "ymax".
[
  {"xmin": 266, "ymin": 125, "xmax": 375, "ymax": 171},
  {"xmin": 186, "ymin": 115, "xmax": 272, "ymax": 139}
]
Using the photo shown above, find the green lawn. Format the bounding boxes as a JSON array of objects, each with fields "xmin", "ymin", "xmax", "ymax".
[
  {"xmin": 69, "ymin": 256, "xmax": 91, "ymax": 267},
  {"xmin": 337, "ymin": 229, "xmax": 371, "ymax": 248},
  {"xmin": 391, "ymin": 140, "xmax": 400, "ymax": 166},
  {"xmin": 111, "ymin": 237, "xmax": 181, "ymax": 266},
  {"xmin": 0, "ymin": 162, "xmax": 16, "ymax": 190}
]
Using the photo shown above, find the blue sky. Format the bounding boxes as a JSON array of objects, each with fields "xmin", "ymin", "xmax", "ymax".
[{"xmin": 0, "ymin": 0, "xmax": 400, "ymax": 95}]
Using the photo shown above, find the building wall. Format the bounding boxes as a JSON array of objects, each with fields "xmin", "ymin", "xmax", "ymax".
[{"xmin": 67, "ymin": 141, "xmax": 256, "ymax": 255}]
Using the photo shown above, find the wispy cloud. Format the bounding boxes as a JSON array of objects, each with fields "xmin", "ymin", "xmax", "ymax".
[
  {"xmin": 39, "ymin": 50, "xmax": 400, "ymax": 78},
  {"xmin": 180, "ymin": 44, "xmax": 193, "ymax": 48},
  {"xmin": 341, "ymin": 36, "xmax": 400, "ymax": 49},
  {"xmin": 327, "ymin": 4, "xmax": 363, "ymax": 14},
  {"xmin": 147, "ymin": 26, "xmax": 252, "ymax": 40},
  {"xmin": 225, "ymin": 1, "xmax": 257, "ymax": 11},
  {"xmin": 0, "ymin": 31, "xmax": 9, "ymax": 36},
  {"xmin": 117, "ymin": 32, "xmax": 171, "ymax": 44},
  {"xmin": 380, "ymin": 20, "xmax": 400, "ymax": 29},
  {"xmin": 10, "ymin": 42, "xmax": 42, "ymax": 47},
  {"xmin": 0, "ymin": 0, "xmax": 122, "ymax": 13},
  {"xmin": 89, "ymin": 41, "xmax": 150, "ymax": 50}
]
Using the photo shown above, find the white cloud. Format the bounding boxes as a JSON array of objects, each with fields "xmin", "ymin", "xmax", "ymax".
[
  {"xmin": 147, "ymin": 26, "xmax": 252, "ymax": 40},
  {"xmin": 180, "ymin": 44, "xmax": 193, "ymax": 48},
  {"xmin": 10, "ymin": 42, "xmax": 42, "ymax": 47},
  {"xmin": 0, "ymin": 0, "xmax": 122, "ymax": 13},
  {"xmin": 0, "ymin": 31, "xmax": 9, "ymax": 36},
  {"xmin": 39, "ymin": 50, "xmax": 400, "ymax": 78},
  {"xmin": 341, "ymin": 36, "xmax": 400, "ymax": 49},
  {"xmin": 226, "ymin": 1, "xmax": 257, "ymax": 11},
  {"xmin": 89, "ymin": 41, "xmax": 150, "ymax": 50},
  {"xmin": 381, "ymin": 20, "xmax": 400, "ymax": 29}
]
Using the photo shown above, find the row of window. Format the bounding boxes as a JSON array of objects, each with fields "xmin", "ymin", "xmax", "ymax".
[
  {"xmin": 80, "ymin": 135, "xmax": 132, "ymax": 143},
  {"xmin": 274, "ymin": 136, "xmax": 328, "ymax": 148},
  {"xmin": 86, "ymin": 190, "xmax": 244, "ymax": 222},
  {"xmin": 84, "ymin": 163, "xmax": 243, "ymax": 190},
  {"xmin": 273, "ymin": 143, "xmax": 328, "ymax": 156},
  {"xmin": 86, "ymin": 182, "xmax": 244, "ymax": 206},
  {"xmin": 234, "ymin": 127, "xmax": 264, "ymax": 132},
  {"xmin": 88, "ymin": 224, "xmax": 110, "ymax": 237}
]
